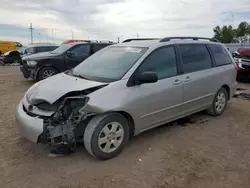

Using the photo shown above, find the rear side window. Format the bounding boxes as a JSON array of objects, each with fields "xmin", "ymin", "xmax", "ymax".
[
  {"xmin": 36, "ymin": 46, "xmax": 51, "ymax": 52},
  {"xmin": 208, "ymin": 44, "xmax": 232, "ymax": 66},
  {"xmin": 179, "ymin": 44, "xmax": 212, "ymax": 73},
  {"xmin": 138, "ymin": 46, "xmax": 178, "ymax": 80},
  {"xmin": 92, "ymin": 44, "xmax": 109, "ymax": 53},
  {"xmin": 71, "ymin": 45, "xmax": 90, "ymax": 56}
]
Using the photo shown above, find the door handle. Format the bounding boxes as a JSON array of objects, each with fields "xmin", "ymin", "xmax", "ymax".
[
  {"xmin": 184, "ymin": 76, "xmax": 192, "ymax": 82},
  {"xmin": 173, "ymin": 79, "xmax": 182, "ymax": 85}
]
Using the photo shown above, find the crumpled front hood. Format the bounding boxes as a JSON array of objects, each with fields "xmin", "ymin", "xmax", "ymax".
[{"xmin": 25, "ymin": 73, "xmax": 107, "ymax": 104}]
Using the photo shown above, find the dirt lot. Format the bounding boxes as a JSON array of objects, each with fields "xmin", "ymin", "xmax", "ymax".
[{"xmin": 1, "ymin": 67, "xmax": 250, "ymax": 188}]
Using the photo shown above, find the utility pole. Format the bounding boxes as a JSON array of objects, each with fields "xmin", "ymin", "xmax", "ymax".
[
  {"xmin": 29, "ymin": 23, "xmax": 34, "ymax": 44},
  {"xmin": 118, "ymin": 37, "xmax": 120, "ymax": 43},
  {"xmin": 232, "ymin": 14, "xmax": 234, "ymax": 28},
  {"xmin": 70, "ymin": 30, "xmax": 74, "ymax": 40},
  {"xmin": 52, "ymin": 29, "xmax": 54, "ymax": 44},
  {"xmin": 46, "ymin": 31, "xmax": 49, "ymax": 43},
  {"xmin": 137, "ymin": 33, "xmax": 139, "ymax": 39},
  {"xmin": 39, "ymin": 33, "xmax": 41, "ymax": 43}
]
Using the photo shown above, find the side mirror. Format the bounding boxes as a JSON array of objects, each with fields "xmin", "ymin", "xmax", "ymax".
[
  {"xmin": 66, "ymin": 51, "xmax": 76, "ymax": 58},
  {"xmin": 137, "ymin": 71, "xmax": 158, "ymax": 84}
]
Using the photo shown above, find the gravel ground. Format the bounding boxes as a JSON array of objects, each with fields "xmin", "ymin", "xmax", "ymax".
[{"xmin": 1, "ymin": 67, "xmax": 250, "ymax": 188}]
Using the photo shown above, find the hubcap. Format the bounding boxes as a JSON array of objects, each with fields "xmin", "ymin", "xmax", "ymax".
[
  {"xmin": 98, "ymin": 122, "xmax": 124, "ymax": 153},
  {"xmin": 43, "ymin": 70, "xmax": 55, "ymax": 79},
  {"xmin": 215, "ymin": 92, "xmax": 226, "ymax": 112}
]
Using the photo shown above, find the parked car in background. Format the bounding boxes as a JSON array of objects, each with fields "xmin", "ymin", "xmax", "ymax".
[
  {"xmin": 2, "ymin": 43, "xmax": 58, "ymax": 65},
  {"xmin": 63, "ymin": 39, "xmax": 115, "ymax": 44},
  {"xmin": 233, "ymin": 47, "xmax": 250, "ymax": 81},
  {"xmin": 2, "ymin": 50, "xmax": 22, "ymax": 64},
  {"xmin": 19, "ymin": 43, "xmax": 59, "ymax": 57},
  {"xmin": 225, "ymin": 43, "xmax": 250, "ymax": 54},
  {"xmin": 16, "ymin": 37, "xmax": 237, "ymax": 160},
  {"xmin": 20, "ymin": 41, "xmax": 113, "ymax": 81},
  {"xmin": 0, "ymin": 41, "xmax": 22, "ymax": 55},
  {"xmin": 63, "ymin": 40, "xmax": 93, "ymax": 44}
]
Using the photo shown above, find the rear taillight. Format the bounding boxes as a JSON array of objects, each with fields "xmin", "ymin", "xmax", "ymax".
[{"xmin": 233, "ymin": 63, "xmax": 239, "ymax": 71}]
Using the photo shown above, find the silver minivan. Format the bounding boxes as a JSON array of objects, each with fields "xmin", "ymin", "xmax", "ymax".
[{"xmin": 16, "ymin": 37, "xmax": 238, "ymax": 160}]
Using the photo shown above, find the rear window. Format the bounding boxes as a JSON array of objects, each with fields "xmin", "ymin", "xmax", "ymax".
[
  {"xmin": 179, "ymin": 44, "xmax": 212, "ymax": 73},
  {"xmin": 208, "ymin": 44, "xmax": 232, "ymax": 66},
  {"xmin": 25, "ymin": 47, "xmax": 36, "ymax": 54}
]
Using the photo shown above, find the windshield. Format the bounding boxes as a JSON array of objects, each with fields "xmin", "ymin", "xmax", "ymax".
[
  {"xmin": 51, "ymin": 44, "xmax": 72, "ymax": 54},
  {"xmin": 72, "ymin": 46, "xmax": 147, "ymax": 82}
]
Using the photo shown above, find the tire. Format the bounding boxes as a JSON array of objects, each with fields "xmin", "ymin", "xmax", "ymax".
[
  {"xmin": 37, "ymin": 67, "xmax": 58, "ymax": 81},
  {"xmin": 84, "ymin": 113, "xmax": 130, "ymax": 160},
  {"xmin": 206, "ymin": 87, "xmax": 228, "ymax": 116}
]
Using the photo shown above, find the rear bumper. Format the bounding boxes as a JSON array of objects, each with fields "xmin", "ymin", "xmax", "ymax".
[{"xmin": 15, "ymin": 101, "xmax": 44, "ymax": 143}]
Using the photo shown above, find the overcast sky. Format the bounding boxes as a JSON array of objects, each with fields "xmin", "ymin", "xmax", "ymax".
[{"xmin": 0, "ymin": 0, "xmax": 250, "ymax": 45}]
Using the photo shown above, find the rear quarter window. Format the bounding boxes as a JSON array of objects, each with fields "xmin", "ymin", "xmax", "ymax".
[{"xmin": 208, "ymin": 44, "xmax": 232, "ymax": 66}]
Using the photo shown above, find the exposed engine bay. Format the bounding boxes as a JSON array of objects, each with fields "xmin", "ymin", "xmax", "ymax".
[
  {"xmin": 26, "ymin": 85, "xmax": 106, "ymax": 155},
  {"xmin": 42, "ymin": 96, "xmax": 93, "ymax": 154}
]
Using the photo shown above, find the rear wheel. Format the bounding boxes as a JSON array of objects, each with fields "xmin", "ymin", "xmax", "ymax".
[
  {"xmin": 207, "ymin": 87, "xmax": 228, "ymax": 116},
  {"xmin": 37, "ymin": 67, "xmax": 58, "ymax": 81},
  {"xmin": 84, "ymin": 113, "xmax": 129, "ymax": 160}
]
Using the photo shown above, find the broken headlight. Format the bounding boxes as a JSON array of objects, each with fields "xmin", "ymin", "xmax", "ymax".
[{"xmin": 36, "ymin": 102, "xmax": 58, "ymax": 111}]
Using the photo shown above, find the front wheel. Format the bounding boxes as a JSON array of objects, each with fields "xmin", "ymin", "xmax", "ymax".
[
  {"xmin": 37, "ymin": 67, "xmax": 58, "ymax": 81},
  {"xmin": 207, "ymin": 87, "xmax": 228, "ymax": 116},
  {"xmin": 84, "ymin": 113, "xmax": 130, "ymax": 160}
]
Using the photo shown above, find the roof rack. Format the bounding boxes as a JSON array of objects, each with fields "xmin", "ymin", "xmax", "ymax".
[
  {"xmin": 159, "ymin": 37, "xmax": 220, "ymax": 42},
  {"xmin": 122, "ymin": 38, "xmax": 160, "ymax": 43}
]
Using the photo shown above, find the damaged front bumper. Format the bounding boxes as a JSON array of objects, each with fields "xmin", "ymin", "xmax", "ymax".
[
  {"xmin": 15, "ymin": 101, "xmax": 44, "ymax": 143},
  {"xmin": 15, "ymin": 95, "xmax": 94, "ymax": 154}
]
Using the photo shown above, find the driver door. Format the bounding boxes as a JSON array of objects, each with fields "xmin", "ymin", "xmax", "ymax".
[{"xmin": 65, "ymin": 44, "xmax": 90, "ymax": 69}]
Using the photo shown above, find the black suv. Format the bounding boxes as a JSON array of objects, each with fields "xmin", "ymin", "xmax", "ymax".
[{"xmin": 20, "ymin": 41, "xmax": 114, "ymax": 81}]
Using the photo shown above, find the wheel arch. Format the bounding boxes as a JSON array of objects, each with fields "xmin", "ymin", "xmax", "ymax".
[
  {"xmin": 221, "ymin": 84, "xmax": 230, "ymax": 100},
  {"xmin": 115, "ymin": 111, "xmax": 135, "ymax": 138},
  {"xmin": 36, "ymin": 65, "xmax": 60, "ymax": 80}
]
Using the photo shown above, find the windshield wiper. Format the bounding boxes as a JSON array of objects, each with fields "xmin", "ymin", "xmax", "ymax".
[{"xmin": 72, "ymin": 74, "xmax": 89, "ymax": 80}]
